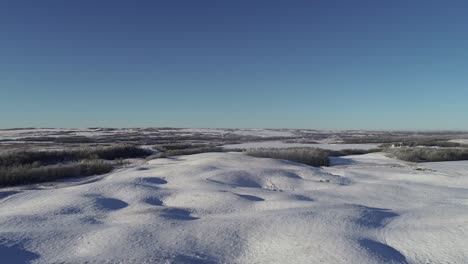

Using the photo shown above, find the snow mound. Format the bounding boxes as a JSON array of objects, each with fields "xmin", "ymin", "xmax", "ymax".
[{"xmin": 0, "ymin": 152, "xmax": 467, "ymax": 263}]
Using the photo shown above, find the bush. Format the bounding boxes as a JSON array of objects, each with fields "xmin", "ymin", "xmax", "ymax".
[
  {"xmin": 342, "ymin": 135, "xmax": 460, "ymax": 147},
  {"xmin": 0, "ymin": 145, "xmax": 150, "ymax": 186},
  {"xmin": 0, "ymin": 145, "xmax": 150, "ymax": 167},
  {"xmin": 245, "ymin": 147, "xmax": 381, "ymax": 166},
  {"xmin": 155, "ymin": 147, "xmax": 225, "ymax": 158},
  {"xmin": 380, "ymin": 141, "xmax": 460, "ymax": 148},
  {"xmin": 147, "ymin": 146, "xmax": 244, "ymax": 159},
  {"xmin": 54, "ymin": 136, "xmax": 95, "ymax": 143},
  {"xmin": 91, "ymin": 145, "xmax": 150, "ymax": 160},
  {"xmin": 246, "ymin": 147, "xmax": 330, "ymax": 167},
  {"xmin": 154, "ymin": 142, "xmax": 214, "ymax": 151},
  {"xmin": 0, "ymin": 160, "xmax": 114, "ymax": 186},
  {"xmin": 283, "ymin": 139, "xmax": 319, "ymax": 144},
  {"xmin": 387, "ymin": 147, "xmax": 468, "ymax": 162},
  {"xmin": 329, "ymin": 148, "xmax": 382, "ymax": 156}
]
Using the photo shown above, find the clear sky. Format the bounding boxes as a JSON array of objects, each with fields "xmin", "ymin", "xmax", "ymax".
[{"xmin": 1, "ymin": 0, "xmax": 467, "ymax": 130}]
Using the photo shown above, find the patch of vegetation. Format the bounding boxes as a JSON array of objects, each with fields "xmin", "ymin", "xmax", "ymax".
[
  {"xmin": 0, "ymin": 145, "xmax": 150, "ymax": 168},
  {"xmin": 246, "ymin": 147, "xmax": 330, "ymax": 167},
  {"xmin": 0, "ymin": 145, "xmax": 151, "ymax": 186},
  {"xmin": 342, "ymin": 135, "xmax": 461, "ymax": 147},
  {"xmin": 54, "ymin": 136, "xmax": 96, "ymax": 144},
  {"xmin": 0, "ymin": 160, "xmax": 113, "ymax": 186},
  {"xmin": 328, "ymin": 148, "xmax": 382, "ymax": 157},
  {"xmin": 152, "ymin": 146, "xmax": 226, "ymax": 158},
  {"xmin": 19, "ymin": 137, "xmax": 56, "ymax": 142},
  {"xmin": 245, "ymin": 147, "xmax": 381, "ymax": 166},
  {"xmin": 154, "ymin": 142, "xmax": 215, "ymax": 151},
  {"xmin": 282, "ymin": 139, "xmax": 319, "ymax": 144},
  {"xmin": 387, "ymin": 147, "xmax": 468, "ymax": 162},
  {"xmin": 17, "ymin": 136, "xmax": 96, "ymax": 143},
  {"xmin": 381, "ymin": 141, "xmax": 460, "ymax": 148},
  {"xmin": 148, "ymin": 145, "xmax": 245, "ymax": 160}
]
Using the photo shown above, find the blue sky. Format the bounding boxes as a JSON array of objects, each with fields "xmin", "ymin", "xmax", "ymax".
[{"xmin": 1, "ymin": 0, "xmax": 467, "ymax": 130}]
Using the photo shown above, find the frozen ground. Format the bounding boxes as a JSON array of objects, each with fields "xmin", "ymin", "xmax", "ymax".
[{"xmin": 1, "ymin": 152, "xmax": 467, "ymax": 263}]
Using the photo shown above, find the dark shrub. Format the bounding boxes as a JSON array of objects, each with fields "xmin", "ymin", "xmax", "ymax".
[
  {"xmin": 0, "ymin": 145, "xmax": 150, "ymax": 167},
  {"xmin": 156, "ymin": 147, "xmax": 224, "ymax": 158},
  {"xmin": 329, "ymin": 148, "xmax": 381, "ymax": 156},
  {"xmin": 0, "ymin": 160, "xmax": 114, "ymax": 186},
  {"xmin": 387, "ymin": 147, "xmax": 468, "ymax": 162},
  {"xmin": 154, "ymin": 143, "xmax": 214, "ymax": 151},
  {"xmin": 246, "ymin": 147, "xmax": 329, "ymax": 167}
]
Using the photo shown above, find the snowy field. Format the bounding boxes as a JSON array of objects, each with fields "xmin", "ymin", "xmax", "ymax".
[{"xmin": 1, "ymin": 151, "xmax": 467, "ymax": 263}]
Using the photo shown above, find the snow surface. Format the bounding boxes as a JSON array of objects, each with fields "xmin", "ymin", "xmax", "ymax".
[
  {"xmin": 223, "ymin": 141, "xmax": 380, "ymax": 150},
  {"xmin": 1, "ymin": 152, "xmax": 467, "ymax": 263},
  {"xmin": 449, "ymin": 139, "xmax": 468, "ymax": 145}
]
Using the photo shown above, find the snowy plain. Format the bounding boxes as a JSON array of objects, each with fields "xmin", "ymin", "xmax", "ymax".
[{"xmin": 1, "ymin": 150, "xmax": 467, "ymax": 263}]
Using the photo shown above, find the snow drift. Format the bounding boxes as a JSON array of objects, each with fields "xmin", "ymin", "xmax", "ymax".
[{"xmin": 0, "ymin": 152, "xmax": 467, "ymax": 263}]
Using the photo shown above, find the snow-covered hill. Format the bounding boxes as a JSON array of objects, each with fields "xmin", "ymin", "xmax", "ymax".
[{"xmin": 1, "ymin": 152, "xmax": 467, "ymax": 263}]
